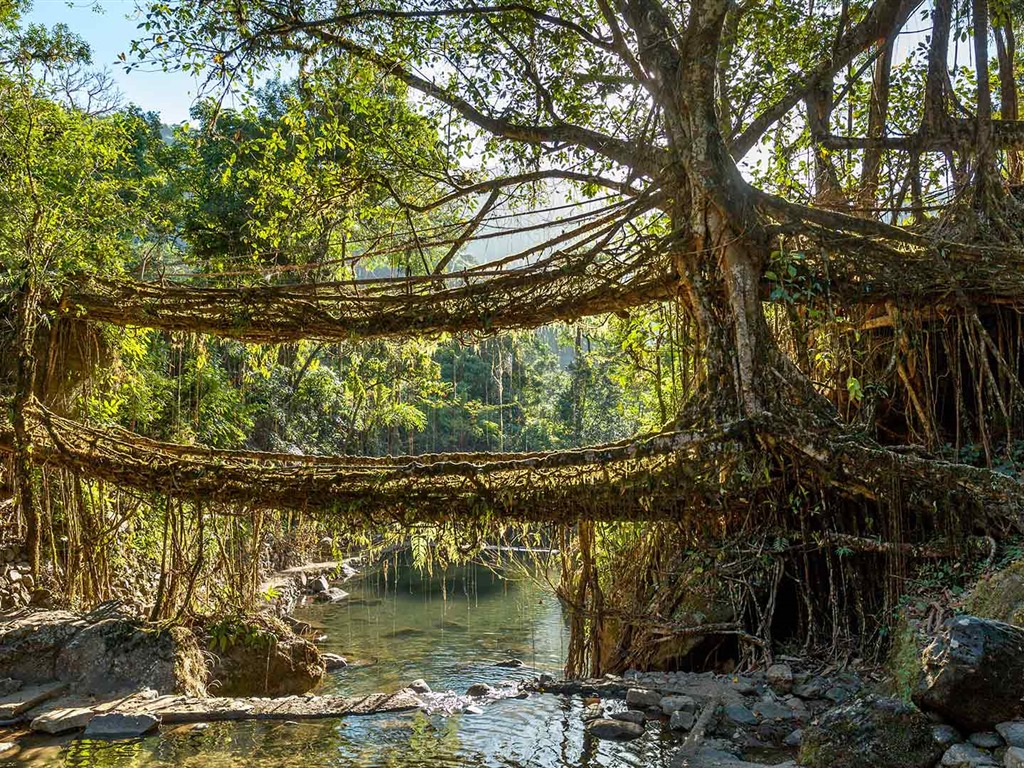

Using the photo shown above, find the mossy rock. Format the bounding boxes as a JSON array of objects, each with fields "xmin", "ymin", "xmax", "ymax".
[
  {"xmin": 964, "ymin": 559, "xmax": 1024, "ymax": 624},
  {"xmin": 798, "ymin": 695, "xmax": 941, "ymax": 768}
]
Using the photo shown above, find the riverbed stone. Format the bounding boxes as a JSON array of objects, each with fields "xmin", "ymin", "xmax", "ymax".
[
  {"xmin": 1005, "ymin": 746, "xmax": 1024, "ymax": 768},
  {"xmin": 669, "ymin": 709, "xmax": 695, "ymax": 731},
  {"xmin": 798, "ymin": 695, "xmax": 942, "ymax": 768},
  {"xmin": 84, "ymin": 712, "xmax": 160, "ymax": 738},
  {"xmin": 935, "ymin": 725, "xmax": 963, "ymax": 748},
  {"xmin": 30, "ymin": 707, "xmax": 96, "ymax": 734},
  {"xmin": 0, "ymin": 679, "xmax": 21, "ymax": 696},
  {"xmin": 940, "ymin": 743, "xmax": 999, "ymax": 767},
  {"xmin": 586, "ymin": 718, "xmax": 644, "ymax": 741},
  {"xmin": 915, "ymin": 616, "xmax": 1024, "ymax": 731},
  {"xmin": 322, "ymin": 653, "xmax": 347, "ymax": 671},
  {"xmin": 784, "ymin": 728, "xmax": 803, "ymax": 747},
  {"xmin": 625, "ymin": 687, "xmax": 662, "ymax": 709},
  {"xmin": 408, "ymin": 679, "xmax": 431, "ymax": 694},
  {"xmin": 611, "ymin": 710, "xmax": 646, "ymax": 725},
  {"xmin": 723, "ymin": 703, "xmax": 758, "ymax": 726},
  {"xmin": 971, "ymin": 732, "xmax": 1005, "ymax": 749},
  {"xmin": 767, "ymin": 663, "xmax": 794, "ymax": 694},
  {"xmin": 315, "ymin": 587, "xmax": 348, "ymax": 603},
  {"xmin": 998, "ymin": 723, "xmax": 1024, "ymax": 748},
  {"xmin": 467, "ymin": 683, "xmax": 495, "ymax": 697},
  {"xmin": 753, "ymin": 700, "xmax": 796, "ymax": 721},
  {"xmin": 661, "ymin": 695, "xmax": 696, "ymax": 716}
]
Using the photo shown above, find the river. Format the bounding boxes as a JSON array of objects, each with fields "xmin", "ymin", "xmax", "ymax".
[{"xmin": 3, "ymin": 560, "xmax": 679, "ymax": 767}]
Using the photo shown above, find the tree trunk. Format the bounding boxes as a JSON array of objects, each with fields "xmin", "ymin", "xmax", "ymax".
[{"xmin": 12, "ymin": 281, "xmax": 41, "ymax": 575}]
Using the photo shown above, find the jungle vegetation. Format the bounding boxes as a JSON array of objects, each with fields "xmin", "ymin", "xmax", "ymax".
[{"xmin": 3, "ymin": 0, "xmax": 1024, "ymax": 674}]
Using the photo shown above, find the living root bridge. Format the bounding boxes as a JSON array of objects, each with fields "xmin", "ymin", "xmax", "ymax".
[{"xmin": 0, "ymin": 401, "xmax": 1019, "ymax": 532}]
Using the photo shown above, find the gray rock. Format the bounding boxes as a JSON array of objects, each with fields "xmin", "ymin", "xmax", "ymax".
[
  {"xmin": 464, "ymin": 704, "xmax": 483, "ymax": 715},
  {"xmin": 793, "ymin": 679, "xmax": 825, "ymax": 699},
  {"xmin": 915, "ymin": 616, "xmax": 1024, "ymax": 731},
  {"xmin": 8, "ymin": 570, "xmax": 21, "ymax": 584},
  {"xmin": 661, "ymin": 695, "xmax": 696, "ymax": 716},
  {"xmin": 0, "ymin": 679, "xmax": 21, "ymax": 696},
  {"xmin": 30, "ymin": 707, "xmax": 95, "ymax": 734},
  {"xmin": 752, "ymin": 700, "xmax": 796, "ymax": 721},
  {"xmin": 586, "ymin": 718, "xmax": 644, "ymax": 741},
  {"xmin": 314, "ymin": 587, "xmax": 348, "ymax": 603},
  {"xmin": 625, "ymin": 687, "xmax": 662, "ymax": 709},
  {"xmin": 494, "ymin": 659, "xmax": 524, "ymax": 668},
  {"xmin": 582, "ymin": 703, "xmax": 603, "ymax": 722},
  {"xmin": 322, "ymin": 653, "xmax": 347, "ymax": 671},
  {"xmin": 466, "ymin": 683, "xmax": 495, "ymax": 697},
  {"xmin": 784, "ymin": 728, "xmax": 803, "ymax": 747},
  {"xmin": 826, "ymin": 685, "xmax": 853, "ymax": 703},
  {"xmin": 610, "ymin": 710, "xmax": 646, "ymax": 725},
  {"xmin": 723, "ymin": 703, "xmax": 758, "ymax": 726},
  {"xmin": 998, "ymin": 723, "xmax": 1024, "ymax": 748},
  {"xmin": 971, "ymin": 732, "xmax": 1005, "ymax": 749},
  {"xmin": 408, "ymin": 679, "xmax": 431, "ymax": 694},
  {"xmin": 767, "ymin": 663, "xmax": 794, "ymax": 694},
  {"xmin": 935, "ymin": 725, "xmax": 963, "ymax": 748},
  {"xmin": 669, "ymin": 710, "xmax": 695, "ymax": 731},
  {"xmin": 798, "ymin": 695, "xmax": 943, "ymax": 768},
  {"xmin": 1005, "ymin": 746, "xmax": 1024, "ymax": 768},
  {"xmin": 310, "ymin": 575, "xmax": 329, "ymax": 593},
  {"xmin": 941, "ymin": 743, "xmax": 999, "ymax": 767},
  {"xmin": 84, "ymin": 712, "xmax": 160, "ymax": 738}
]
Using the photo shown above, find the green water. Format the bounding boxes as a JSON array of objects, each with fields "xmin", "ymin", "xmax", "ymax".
[{"xmin": 0, "ymin": 561, "xmax": 679, "ymax": 767}]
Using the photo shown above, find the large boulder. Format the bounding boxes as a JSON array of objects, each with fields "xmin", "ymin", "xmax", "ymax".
[
  {"xmin": 205, "ymin": 616, "xmax": 324, "ymax": 697},
  {"xmin": 798, "ymin": 695, "xmax": 943, "ymax": 768},
  {"xmin": 0, "ymin": 610, "xmax": 206, "ymax": 695},
  {"xmin": 913, "ymin": 615, "xmax": 1024, "ymax": 731}
]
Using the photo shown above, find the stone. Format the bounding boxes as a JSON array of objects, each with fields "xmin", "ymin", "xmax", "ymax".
[
  {"xmin": 8, "ymin": 569, "xmax": 21, "ymax": 584},
  {"xmin": 798, "ymin": 695, "xmax": 943, "ymax": 768},
  {"xmin": 0, "ymin": 681, "xmax": 68, "ymax": 717},
  {"xmin": 915, "ymin": 616, "xmax": 1024, "ymax": 731},
  {"xmin": 0, "ymin": 742, "xmax": 13, "ymax": 753},
  {"xmin": 625, "ymin": 687, "xmax": 662, "ymax": 709},
  {"xmin": 408, "ymin": 679, "xmax": 431, "ymax": 694},
  {"xmin": 206, "ymin": 618, "xmax": 324, "ymax": 697},
  {"xmin": 310, "ymin": 575, "xmax": 329, "ymax": 593},
  {"xmin": 1005, "ymin": 746, "xmax": 1024, "ymax": 768},
  {"xmin": 315, "ymin": 587, "xmax": 349, "ymax": 603},
  {"xmin": 494, "ymin": 659, "xmax": 524, "ymax": 668},
  {"xmin": 998, "ymin": 723, "xmax": 1024, "ymax": 748},
  {"xmin": 610, "ymin": 710, "xmax": 646, "ymax": 725},
  {"xmin": 21, "ymin": 574, "xmax": 33, "ymax": 590},
  {"xmin": 586, "ymin": 718, "xmax": 644, "ymax": 741},
  {"xmin": 971, "ymin": 732, "xmax": 1005, "ymax": 749},
  {"xmin": 723, "ymin": 703, "xmax": 758, "ymax": 726},
  {"xmin": 0, "ymin": 678, "xmax": 21, "ymax": 696},
  {"xmin": 467, "ymin": 683, "xmax": 495, "ymax": 697},
  {"xmin": 582, "ymin": 703, "xmax": 603, "ymax": 722},
  {"xmin": 784, "ymin": 728, "xmax": 803, "ymax": 747},
  {"xmin": 661, "ymin": 695, "xmax": 696, "ymax": 716},
  {"xmin": 934, "ymin": 725, "xmax": 963, "ymax": 748},
  {"xmin": 464, "ymin": 705, "xmax": 484, "ymax": 715},
  {"xmin": 30, "ymin": 707, "xmax": 96, "ymax": 734},
  {"xmin": 669, "ymin": 710, "xmax": 695, "ymax": 731},
  {"xmin": 84, "ymin": 712, "xmax": 160, "ymax": 738},
  {"xmin": 322, "ymin": 653, "xmax": 348, "ymax": 671},
  {"xmin": 752, "ymin": 700, "xmax": 796, "ymax": 721},
  {"xmin": 940, "ymin": 743, "xmax": 999, "ymax": 767},
  {"xmin": 793, "ymin": 678, "xmax": 825, "ymax": 699},
  {"xmin": 767, "ymin": 663, "xmax": 794, "ymax": 694}
]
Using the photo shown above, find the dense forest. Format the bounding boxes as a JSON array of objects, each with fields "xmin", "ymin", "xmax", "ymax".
[{"xmin": 4, "ymin": 0, "xmax": 1024, "ymax": 691}]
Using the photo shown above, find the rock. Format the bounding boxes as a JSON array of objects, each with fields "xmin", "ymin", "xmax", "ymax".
[
  {"xmin": 0, "ymin": 678, "xmax": 21, "ymax": 696},
  {"xmin": 825, "ymin": 685, "xmax": 853, "ymax": 703},
  {"xmin": 84, "ymin": 712, "xmax": 160, "ymax": 738},
  {"xmin": 322, "ymin": 653, "xmax": 347, "ymax": 671},
  {"xmin": 8, "ymin": 569, "xmax": 21, "ymax": 584},
  {"xmin": 784, "ymin": 728, "xmax": 803, "ymax": 747},
  {"xmin": 408, "ymin": 679, "xmax": 431, "ymax": 694},
  {"xmin": 625, "ymin": 688, "xmax": 662, "ymax": 709},
  {"xmin": 915, "ymin": 616, "xmax": 1024, "ymax": 731},
  {"xmin": 30, "ymin": 707, "xmax": 95, "ymax": 734},
  {"xmin": 1005, "ymin": 746, "xmax": 1024, "ymax": 768},
  {"xmin": 723, "ymin": 703, "xmax": 758, "ymax": 726},
  {"xmin": 206, "ymin": 617, "xmax": 324, "ymax": 697},
  {"xmin": 494, "ymin": 659, "xmax": 524, "ymax": 668},
  {"xmin": 467, "ymin": 683, "xmax": 495, "ymax": 697},
  {"xmin": 611, "ymin": 710, "xmax": 646, "ymax": 725},
  {"xmin": 934, "ymin": 725, "xmax": 963, "ymax": 748},
  {"xmin": 314, "ymin": 587, "xmax": 349, "ymax": 603},
  {"xmin": 582, "ymin": 703, "xmax": 603, "ymax": 722},
  {"xmin": 661, "ymin": 695, "xmax": 696, "ymax": 716},
  {"xmin": 998, "ymin": 723, "xmax": 1024, "ymax": 748},
  {"xmin": 0, "ymin": 742, "xmax": 13, "ymax": 754},
  {"xmin": 752, "ymin": 700, "xmax": 796, "ymax": 721},
  {"xmin": 971, "ymin": 732, "xmax": 1005, "ymax": 749},
  {"xmin": 940, "ymin": 743, "xmax": 999, "ymax": 767},
  {"xmin": 464, "ymin": 704, "xmax": 484, "ymax": 715},
  {"xmin": 310, "ymin": 575, "xmax": 329, "ymax": 593},
  {"xmin": 21, "ymin": 574, "xmax": 33, "ymax": 590},
  {"xmin": 798, "ymin": 695, "xmax": 943, "ymax": 768},
  {"xmin": 669, "ymin": 710, "xmax": 695, "ymax": 731},
  {"xmin": 767, "ymin": 663, "xmax": 794, "ymax": 694},
  {"xmin": 586, "ymin": 718, "xmax": 644, "ymax": 741}
]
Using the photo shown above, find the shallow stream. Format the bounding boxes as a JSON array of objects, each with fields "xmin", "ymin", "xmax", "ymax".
[{"xmin": 2, "ymin": 561, "xmax": 680, "ymax": 767}]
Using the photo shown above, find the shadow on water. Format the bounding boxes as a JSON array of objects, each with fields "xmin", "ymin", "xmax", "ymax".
[{"xmin": 0, "ymin": 560, "xmax": 680, "ymax": 767}]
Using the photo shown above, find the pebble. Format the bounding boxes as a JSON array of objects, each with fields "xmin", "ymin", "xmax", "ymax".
[
  {"xmin": 970, "ymin": 732, "xmax": 1005, "ymax": 749},
  {"xmin": 998, "ymin": 722, "xmax": 1024, "ymax": 748},
  {"xmin": 625, "ymin": 688, "xmax": 662, "ymax": 710}
]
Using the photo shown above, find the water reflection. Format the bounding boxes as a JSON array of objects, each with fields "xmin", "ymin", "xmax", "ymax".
[{"xmin": 0, "ymin": 561, "xmax": 679, "ymax": 767}]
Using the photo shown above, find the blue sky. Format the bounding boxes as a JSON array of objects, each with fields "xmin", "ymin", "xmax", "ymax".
[{"xmin": 26, "ymin": 0, "xmax": 202, "ymax": 122}]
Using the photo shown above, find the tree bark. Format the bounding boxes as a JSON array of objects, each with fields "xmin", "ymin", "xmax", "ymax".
[{"xmin": 12, "ymin": 281, "xmax": 41, "ymax": 575}]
